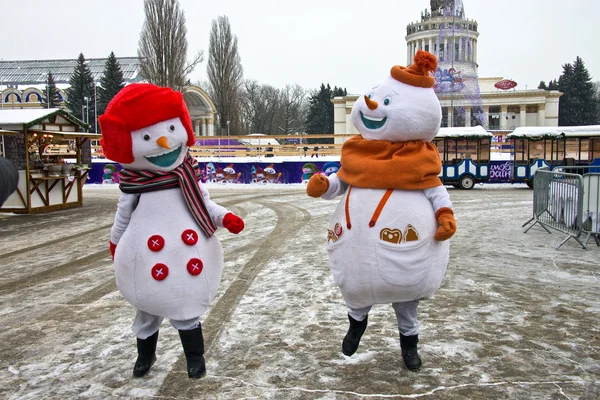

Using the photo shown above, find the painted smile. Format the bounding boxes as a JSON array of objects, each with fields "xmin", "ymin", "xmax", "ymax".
[
  {"xmin": 145, "ymin": 144, "xmax": 182, "ymax": 167},
  {"xmin": 360, "ymin": 112, "xmax": 387, "ymax": 130}
]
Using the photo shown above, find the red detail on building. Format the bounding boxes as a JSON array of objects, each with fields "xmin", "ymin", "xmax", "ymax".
[
  {"xmin": 181, "ymin": 229, "xmax": 198, "ymax": 245},
  {"xmin": 494, "ymin": 80, "xmax": 517, "ymax": 90},
  {"xmin": 187, "ymin": 258, "xmax": 203, "ymax": 276},
  {"xmin": 151, "ymin": 263, "xmax": 169, "ymax": 281},
  {"xmin": 147, "ymin": 235, "xmax": 165, "ymax": 252}
]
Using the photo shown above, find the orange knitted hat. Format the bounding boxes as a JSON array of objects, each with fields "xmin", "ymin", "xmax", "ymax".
[{"xmin": 390, "ymin": 50, "xmax": 438, "ymax": 88}]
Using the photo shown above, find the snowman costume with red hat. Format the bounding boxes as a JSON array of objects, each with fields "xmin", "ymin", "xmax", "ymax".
[
  {"xmin": 307, "ymin": 50, "xmax": 456, "ymax": 371},
  {"xmin": 99, "ymin": 83, "xmax": 245, "ymax": 379}
]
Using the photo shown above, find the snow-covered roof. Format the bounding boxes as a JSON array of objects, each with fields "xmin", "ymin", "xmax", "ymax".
[
  {"xmin": 0, "ymin": 108, "xmax": 86, "ymax": 129},
  {"xmin": 239, "ymin": 134, "xmax": 280, "ymax": 146},
  {"xmin": 0, "ymin": 108, "xmax": 63, "ymax": 125},
  {"xmin": 0, "ymin": 57, "xmax": 143, "ymax": 85},
  {"xmin": 507, "ymin": 125, "xmax": 600, "ymax": 139},
  {"xmin": 435, "ymin": 126, "xmax": 492, "ymax": 138}
]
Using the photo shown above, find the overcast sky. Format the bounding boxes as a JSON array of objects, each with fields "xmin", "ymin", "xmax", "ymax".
[{"xmin": 1, "ymin": 0, "xmax": 598, "ymax": 94}]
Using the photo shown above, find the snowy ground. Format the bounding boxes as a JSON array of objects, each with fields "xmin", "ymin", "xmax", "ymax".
[{"xmin": 0, "ymin": 183, "xmax": 599, "ymax": 399}]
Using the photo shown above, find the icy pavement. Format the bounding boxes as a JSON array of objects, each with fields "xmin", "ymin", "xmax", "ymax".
[{"xmin": 0, "ymin": 183, "xmax": 598, "ymax": 399}]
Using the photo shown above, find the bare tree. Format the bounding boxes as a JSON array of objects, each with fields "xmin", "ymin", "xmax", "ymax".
[
  {"xmin": 138, "ymin": 0, "xmax": 203, "ymax": 91},
  {"xmin": 207, "ymin": 15, "xmax": 243, "ymax": 135},
  {"xmin": 240, "ymin": 80, "xmax": 282, "ymax": 134},
  {"xmin": 278, "ymin": 84, "xmax": 307, "ymax": 134}
]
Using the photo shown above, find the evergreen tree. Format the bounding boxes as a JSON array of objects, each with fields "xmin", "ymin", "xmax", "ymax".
[
  {"xmin": 305, "ymin": 84, "xmax": 332, "ymax": 135},
  {"xmin": 538, "ymin": 81, "xmax": 547, "ymax": 90},
  {"xmin": 305, "ymin": 84, "xmax": 347, "ymax": 138},
  {"xmin": 65, "ymin": 53, "xmax": 96, "ymax": 129},
  {"xmin": 97, "ymin": 52, "xmax": 125, "ymax": 116},
  {"xmin": 558, "ymin": 57, "xmax": 599, "ymax": 126},
  {"xmin": 41, "ymin": 72, "xmax": 61, "ymax": 108},
  {"xmin": 548, "ymin": 79, "xmax": 559, "ymax": 90}
]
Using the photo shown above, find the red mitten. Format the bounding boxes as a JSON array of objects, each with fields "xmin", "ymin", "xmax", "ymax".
[
  {"xmin": 306, "ymin": 174, "xmax": 329, "ymax": 198},
  {"xmin": 109, "ymin": 241, "xmax": 117, "ymax": 260},
  {"xmin": 223, "ymin": 213, "xmax": 245, "ymax": 234},
  {"xmin": 435, "ymin": 207, "xmax": 456, "ymax": 241}
]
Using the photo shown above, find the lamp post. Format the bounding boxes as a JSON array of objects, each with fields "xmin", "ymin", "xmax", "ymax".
[
  {"xmin": 94, "ymin": 84, "xmax": 98, "ymax": 133},
  {"xmin": 227, "ymin": 120, "xmax": 230, "ymax": 138},
  {"xmin": 84, "ymin": 96, "xmax": 90, "ymax": 127}
]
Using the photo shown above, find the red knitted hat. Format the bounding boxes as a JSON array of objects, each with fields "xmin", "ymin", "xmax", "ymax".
[
  {"xmin": 390, "ymin": 50, "xmax": 438, "ymax": 88},
  {"xmin": 99, "ymin": 83, "xmax": 195, "ymax": 163}
]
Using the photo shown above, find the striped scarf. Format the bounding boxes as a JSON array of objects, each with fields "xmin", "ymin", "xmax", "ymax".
[{"xmin": 118, "ymin": 154, "xmax": 217, "ymax": 238}]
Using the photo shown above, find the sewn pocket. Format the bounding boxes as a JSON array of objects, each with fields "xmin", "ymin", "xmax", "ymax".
[{"xmin": 375, "ymin": 237, "xmax": 432, "ymax": 297}]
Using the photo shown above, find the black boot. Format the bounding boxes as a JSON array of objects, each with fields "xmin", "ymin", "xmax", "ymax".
[
  {"xmin": 178, "ymin": 326, "xmax": 206, "ymax": 379},
  {"xmin": 342, "ymin": 314, "xmax": 368, "ymax": 356},
  {"xmin": 400, "ymin": 333, "xmax": 422, "ymax": 371},
  {"xmin": 133, "ymin": 330, "xmax": 158, "ymax": 377}
]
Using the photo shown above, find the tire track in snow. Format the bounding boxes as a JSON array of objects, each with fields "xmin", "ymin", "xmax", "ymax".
[{"xmin": 157, "ymin": 199, "xmax": 311, "ymax": 396}]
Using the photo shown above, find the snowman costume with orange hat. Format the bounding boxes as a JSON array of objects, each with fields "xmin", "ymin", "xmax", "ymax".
[
  {"xmin": 99, "ymin": 83, "xmax": 244, "ymax": 379},
  {"xmin": 307, "ymin": 50, "xmax": 456, "ymax": 371}
]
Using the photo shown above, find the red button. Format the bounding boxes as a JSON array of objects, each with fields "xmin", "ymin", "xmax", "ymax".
[
  {"xmin": 187, "ymin": 258, "xmax": 203, "ymax": 276},
  {"xmin": 148, "ymin": 235, "xmax": 165, "ymax": 252},
  {"xmin": 151, "ymin": 263, "xmax": 169, "ymax": 281},
  {"xmin": 181, "ymin": 229, "xmax": 198, "ymax": 245}
]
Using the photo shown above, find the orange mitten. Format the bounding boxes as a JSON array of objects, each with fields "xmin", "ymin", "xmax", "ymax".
[
  {"xmin": 306, "ymin": 174, "xmax": 329, "ymax": 198},
  {"xmin": 435, "ymin": 207, "xmax": 456, "ymax": 241}
]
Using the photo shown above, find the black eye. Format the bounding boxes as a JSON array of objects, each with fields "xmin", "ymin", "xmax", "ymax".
[
  {"xmin": 367, "ymin": 94, "xmax": 372, "ymax": 99},
  {"xmin": 143, "ymin": 134, "xmax": 151, "ymax": 141},
  {"xmin": 169, "ymin": 125, "xmax": 175, "ymax": 132},
  {"xmin": 384, "ymin": 97, "xmax": 391, "ymax": 105}
]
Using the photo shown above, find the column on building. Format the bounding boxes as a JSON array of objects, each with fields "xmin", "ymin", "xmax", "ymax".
[
  {"xmin": 448, "ymin": 107, "xmax": 454, "ymax": 127},
  {"xmin": 473, "ymin": 39, "xmax": 477, "ymax": 64},
  {"xmin": 500, "ymin": 105, "xmax": 508, "ymax": 130},
  {"xmin": 458, "ymin": 36, "xmax": 462, "ymax": 62},
  {"xmin": 443, "ymin": 37, "xmax": 448, "ymax": 61},
  {"xmin": 520, "ymin": 105, "xmax": 527, "ymax": 128},
  {"xmin": 407, "ymin": 42, "xmax": 411, "ymax": 65},
  {"xmin": 465, "ymin": 106, "xmax": 472, "ymax": 127},
  {"xmin": 483, "ymin": 105, "xmax": 489, "ymax": 127},
  {"xmin": 194, "ymin": 119, "xmax": 201, "ymax": 136},
  {"xmin": 538, "ymin": 104, "xmax": 546, "ymax": 127},
  {"xmin": 429, "ymin": 37, "xmax": 433, "ymax": 54}
]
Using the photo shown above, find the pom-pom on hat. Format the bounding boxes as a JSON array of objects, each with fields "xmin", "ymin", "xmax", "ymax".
[
  {"xmin": 390, "ymin": 50, "xmax": 438, "ymax": 88},
  {"xmin": 99, "ymin": 83, "xmax": 195, "ymax": 163}
]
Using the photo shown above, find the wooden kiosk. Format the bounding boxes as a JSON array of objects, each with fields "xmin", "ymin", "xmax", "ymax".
[{"xmin": 0, "ymin": 109, "xmax": 100, "ymax": 214}]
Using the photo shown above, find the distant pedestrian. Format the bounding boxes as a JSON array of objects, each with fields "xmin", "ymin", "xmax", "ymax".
[
  {"xmin": 311, "ymin": 146, "xmax": 319, "ymax": 158},
  {"xmin": 303, "ymin": 146, "xmax": 309, "ymax": 157},
  {"xmin": 0, "ymin": 157, "xmax": 19, "ymax": 206}
]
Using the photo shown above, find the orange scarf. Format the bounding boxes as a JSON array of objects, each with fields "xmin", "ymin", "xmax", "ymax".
[{"xmin": 337, "ymin": 135, "xmax": 443, "ymax": 190}]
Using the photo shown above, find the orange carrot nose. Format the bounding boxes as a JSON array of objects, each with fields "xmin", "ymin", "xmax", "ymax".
[
  {"xmin": 156, "ymin": 136, "xmax": 170, "ymax": 149},
  {"xmin": 364, "ymin": 95, "xmax": 378, "ymax": 110}
]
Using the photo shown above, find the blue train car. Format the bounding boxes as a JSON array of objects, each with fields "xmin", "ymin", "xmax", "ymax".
[
  {"xmin": 433, "ymin": 126, "xmax": 493, "ymax": 189},
  {"xmin": 507, "ymin": 125, "xmax": 600, "ymax": 187}
]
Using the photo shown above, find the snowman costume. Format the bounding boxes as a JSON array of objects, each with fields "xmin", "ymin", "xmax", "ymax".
[
  {"xmin": 307, "ymin": 51, "xmax": 456, "ymax": 371},
  {"xmin": 99, "ymin": 83, "xmax": 244, "ymax": 379}
]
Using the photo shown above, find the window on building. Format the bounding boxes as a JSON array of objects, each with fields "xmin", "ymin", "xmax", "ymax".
[
  {"xmin": 441, "ymin": 107, "xmax": 449, "ymax": 127},
  {"xmin": 453, "ymin": 107, "xmax": 466, "ymax": 127},
  {"xmin": 488, "ymin": 106, "xmax": 501, "ymax": 130},
  {"xmin": 439, "ymin": 44, "xmax": 445, "ymax": 61},
  {"xmin": 455, "ymin": 42, "xmax": 460, "ymax": 61},
  {"xmin": 425, "ymin": 44, "xmax": 429, "ymax": 52}
]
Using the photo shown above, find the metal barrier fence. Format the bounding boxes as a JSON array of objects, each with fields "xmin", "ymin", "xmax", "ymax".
[{"xmin": 523, "ymin": 168, "xmax": 600, "ymax": 249}]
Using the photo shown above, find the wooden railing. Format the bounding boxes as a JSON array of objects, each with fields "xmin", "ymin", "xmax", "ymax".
[{"xmin": 89, "ymin": 133, "xmax": 513, "ymax": 159}]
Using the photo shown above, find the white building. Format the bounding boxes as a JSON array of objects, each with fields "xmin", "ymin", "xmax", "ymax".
[
  {"xmin": 333, "ymin": 0, "xmax": 561, "ymax": 137},
  {"xmin": 0, "ymin": 58, "xmax": 217, "ymax": 137}
]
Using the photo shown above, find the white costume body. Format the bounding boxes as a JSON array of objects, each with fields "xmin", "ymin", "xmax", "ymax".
[
  {"xmin": 111, "ymin": 182, "xmax": 228, "ymax": 321},
  {"xmin": 323, "ymin": 174, "xmax": 451, "ymax": 310}
]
